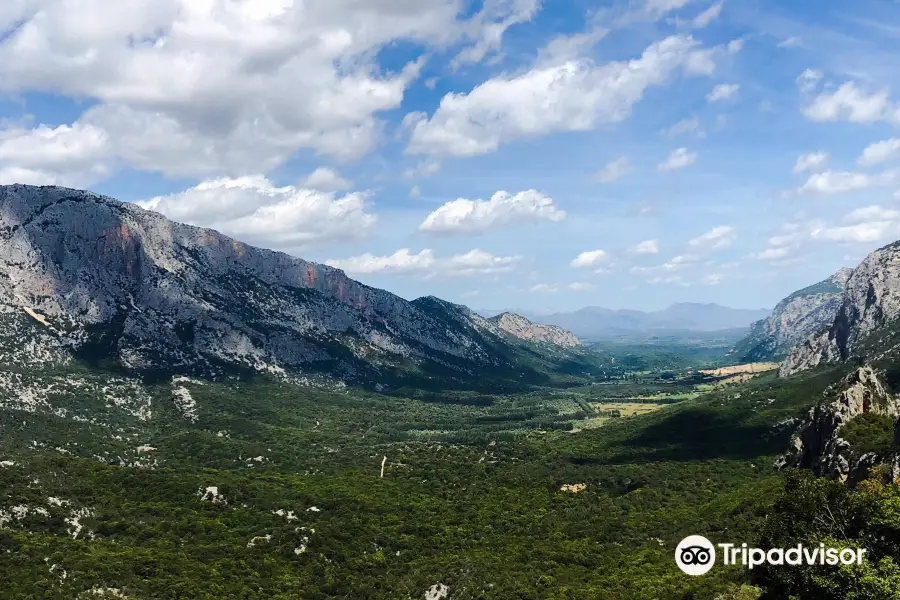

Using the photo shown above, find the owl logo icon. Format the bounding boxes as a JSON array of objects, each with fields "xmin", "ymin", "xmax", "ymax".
[{"xmin": 675, "ymin": 535, "xmax": 716, "ymax": 576}]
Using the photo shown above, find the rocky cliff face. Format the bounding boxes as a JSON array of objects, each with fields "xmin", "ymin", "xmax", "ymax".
[
  {"xmin": 781, "ymin": 243, "xmax": 900, "ymax": 376},
  {"xmin": 775, "ymin": 366, "xmax": 900, "ymax": 483},
  {"xmin": 487, "ymin": 312, "xmax": 581, "ymax": 347},
  {"xmin": 732, "ymin": 268, "xmax": 851, "ymax": 363},
  {"xmin": 0, "ymin": 184, "xmax": 524, "ymax": 384}
]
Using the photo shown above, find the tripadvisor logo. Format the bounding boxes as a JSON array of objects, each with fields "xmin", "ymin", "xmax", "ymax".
[{"xmin": 675, "ymin": 535, "xmax": 867, "ymax": 576}]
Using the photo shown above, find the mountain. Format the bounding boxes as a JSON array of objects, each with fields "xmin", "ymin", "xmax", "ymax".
[
  {"xmin": 480, "ymin": 303, "xmax": 771, "ymax": 339},
  {"xmin": 0, "ymin": 184, "xmax": 580, "ymax": 389},
  {"xmin": 730, "ymin": 268, "xmax": 853, "ymax": 362},
  {"xmin": 782, "ymin": 241, "xmax": 900, "ymax": 376},
  {"xmin": 486, "ymin": 312, "xmax": 580, "ymax": 347}
]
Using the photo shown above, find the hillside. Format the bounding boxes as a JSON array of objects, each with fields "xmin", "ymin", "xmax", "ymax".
[
  {"xmin": 0, "ymin": 185, "xmax": 589, "ymax": 391},
  {"xmin": 731, "ymin": 268, "xmax": 852, "ymax": 362},
  {"xmin": 487, "ymin": 312, "xmax": 581, "ymax": 347},
  {"xmin": 781, "ymin": 241, "xmax": 900, "ymax": 376}
]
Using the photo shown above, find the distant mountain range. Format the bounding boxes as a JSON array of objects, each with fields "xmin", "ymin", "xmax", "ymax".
[{"xmin": 476, "ymin": 303, "xmax": 772, "ymax": 339}]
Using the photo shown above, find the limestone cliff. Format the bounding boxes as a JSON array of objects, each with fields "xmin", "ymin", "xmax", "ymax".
[{"xmin": 0, "ymin": 184, "xmax": 527, "ymax": 384}]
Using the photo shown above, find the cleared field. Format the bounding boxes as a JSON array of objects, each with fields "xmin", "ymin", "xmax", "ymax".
[
  {"xmin": 699, "ymin": 362, "xmax": 779, "ymax": 376},
  {"xmin": 589, "ymin": 402, "xmax": 668, "ymax": 417}
]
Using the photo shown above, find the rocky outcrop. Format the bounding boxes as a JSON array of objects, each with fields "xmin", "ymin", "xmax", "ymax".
[
  {"xmin": 781, "ymin": 243, "xmax": 900, "ymax": 376},
  {"xmin": 0, "ymin": 184, "xmax": 527, "ymax": 383},
  {"xmin": 487, "ymin": 312, "xmax": 581, "ymax": 347},
  {"xmin": 775, "ymin": 366, "xmax": 900, "ymax": 482},
  {"xmin": 732, "ymin": 268, "xmax": 851, "ymax": 363}
]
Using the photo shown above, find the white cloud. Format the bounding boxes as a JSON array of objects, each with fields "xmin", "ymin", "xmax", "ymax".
[
  {"xmin": 802, "ymin": 82, "xmax": 900, "ymax": 124},
  {"xmin": 326, "ymin": 248, "xmax": 520, "ymax": 277},
  {"xmin": 844, "ymin": 205, "xmax": 900, "ymax": 223},
  {"xmin": 631, "ymin": 239, "xmax": 660, "ymax": 255},
  {"xmin": 793, "ymin": 151, "xmax": 828, "ymax": 174},
  {"xmin": 778, "ymin": 37, "xmax": 803, "ymax": 48},
  {"xmin": 706, "ymin": 83, "xmax": 739, "ymax": 102},
  {"xmin": 810, "ymin": 222, "xmax": 893, "ymax": 243},
  {"xmin": 691, "ymin": 2, "xmax": 723, "ymax": 28},
  {"xmin": 647, "ymin": 275, "xmax": 689, "ymax": 286},
  {"xmin": 727, "ymin": 39, "xmax": 744, "ymax": 53},
  {"xmin": 138, "ymin": 175, "xmax": 376, "ymax": 250},
  {"xmin": 595, "ymin": 156, "xmax": 633, "ymax": 182},
  {"xmin": 419, "ymin": 189, "xmax": 565, "ymax": 235},
  {"xmin": 660, "ymin": 116, "xmax": 705, "ymax": 138},
  {"xmin": 796, "ymin": 69, "xmax": 823, "ymax": 93},
  {"xmin": 688, "ymin": 225, "xmax": 735, "ymax": 251},
  {"xmin": 859, "ymin": 138, "xmax": 900, "ymax": 166},
  {"xmin": 402, "ymin": 160, "xmax": 442, "ymax": 180},
  {"xmin": 451, "ymin": 0, "xmax": 540, "ymax": 68},
  {"xmin": 300, "ymin": 167, "xmax": 352, "ymax": 192},
  {"xmin": 568, "ymin": 282, "xmax": 596, "ymax": 291},
  {"xmin": 752, "ymin": 246, "xmax": 791, "ymax": 260},
  {"xmin": 657, "ymin": 147, "xmax": 697, "ymax": 171},
  {"xmin": 0, "ymin": 0, "xmax": 502, "ymax": 179},
  {"xmin": 529, "ymin": 283, "xmax": 558, "ymax": 293},
  {"xmin": 570, "ymin": 249, "xmax": 609, "ymax": 268},
  {"xmin": 0, "ymin": 121, "xmax": 114, "ymax": 186},
  {"xmin": 406, "ymin": 34, "xmax": 719, "ymax": 157},
  {"xmin": 410, "ymin": 185, "xmax": 422, "ymax": 199},
  {"xmin": 798, "ymin": 170, "xmax": 896, "ymax": 195},
  {"xmin": 702, "ymin": 273, "xmax": 723, "ymax": 285}
]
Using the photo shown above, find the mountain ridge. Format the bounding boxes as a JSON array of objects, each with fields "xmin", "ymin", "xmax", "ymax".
[
  {"xmin": 731, "ymin": 267, "xmax": 853, "ymax": 363},
  {"xmin": 0, "ymin": 184, "xmax": 574, "ymax": 389}
]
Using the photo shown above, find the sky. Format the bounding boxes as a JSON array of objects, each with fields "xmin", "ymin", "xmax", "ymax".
[{"xmin": 2, "ymin": 0, "xmax": 900, "ymax": 312}]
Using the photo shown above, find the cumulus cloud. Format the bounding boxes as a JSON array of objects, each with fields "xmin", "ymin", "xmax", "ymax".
[
  {"xmin": 793, "ymin": 151, "xmax": 828, "ymax": 174},
  {"xmin": 802, "ymin": 82, "xmax": 900, "ymax": 124},
  {"xmin": 858, "ymin": 138, "xmax": 900, "ymax": 166},
  {"xmin": 570, "ymin": 249, "xmax": 609, "ymax": 268},
  {"xmin": 326, "ymin": 248, "xmax": 520, "ymax": 277},
  {"xmin": 595, "ymin": 156, "xmax": 633, "ymax": 182},
  {"xmin": 0, "ymin": 0, "xmax": 521, "ymax": 179},
  {"xmin": 657, "ymin": 147, "xmax": 697, "ymax": 171},
  {"xmin": 798, "ymin": 170, "xmax": 896, "ymax": 195},
  {"xmin": 419, "ymin": 189, "xmax": 565, "ymax": 234},
  {"xmin": 405, "ymin": 34, "xmax": 719, "ymax": 157},
  {"xmin": 702, "ymin": 273, "xmax": 723, "ymax": 285},
  {"xmin": 568, "ymin": 281, "xmax": 596, "ymax": 291},
  {"xmin": 529, "ymin": 283, "xmax": 558, "ymax": 293},
  {"xmin": 631, "ymin": 239, "xmax": 660, "ymax": 255},
  {"xmin": 706, "ymin": 83, "xmax": 739, "ymax": 102},
  {"xmin": 688, "ymin": 225, "xmax": 735, "ymax": 251},
  {"xmin": 299, "ymin": 167, "xmax": 352, "ymax": 192},
  {"xmin": 138, "ymin": 175, "xmax": 376, "ymax": 250},
  {"xmin": 0, "ymin": 121, "xmax": 114, "ymax": 186}
]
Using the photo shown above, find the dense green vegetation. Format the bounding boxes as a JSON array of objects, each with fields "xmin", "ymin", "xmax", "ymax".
[{"xmin": 0, "ymin": 340, "xmax": 895, "ymax": 599}]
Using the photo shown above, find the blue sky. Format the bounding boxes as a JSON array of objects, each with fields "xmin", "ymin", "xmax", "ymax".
[{"xmin": 2, "ymin": 0, "xmax": 900, "ymax": 311}]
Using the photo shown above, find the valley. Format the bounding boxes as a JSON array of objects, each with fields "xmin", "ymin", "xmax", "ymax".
[{"xmin": 1, "ymin": 185, "xmax": 900, "ymax": 599}]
